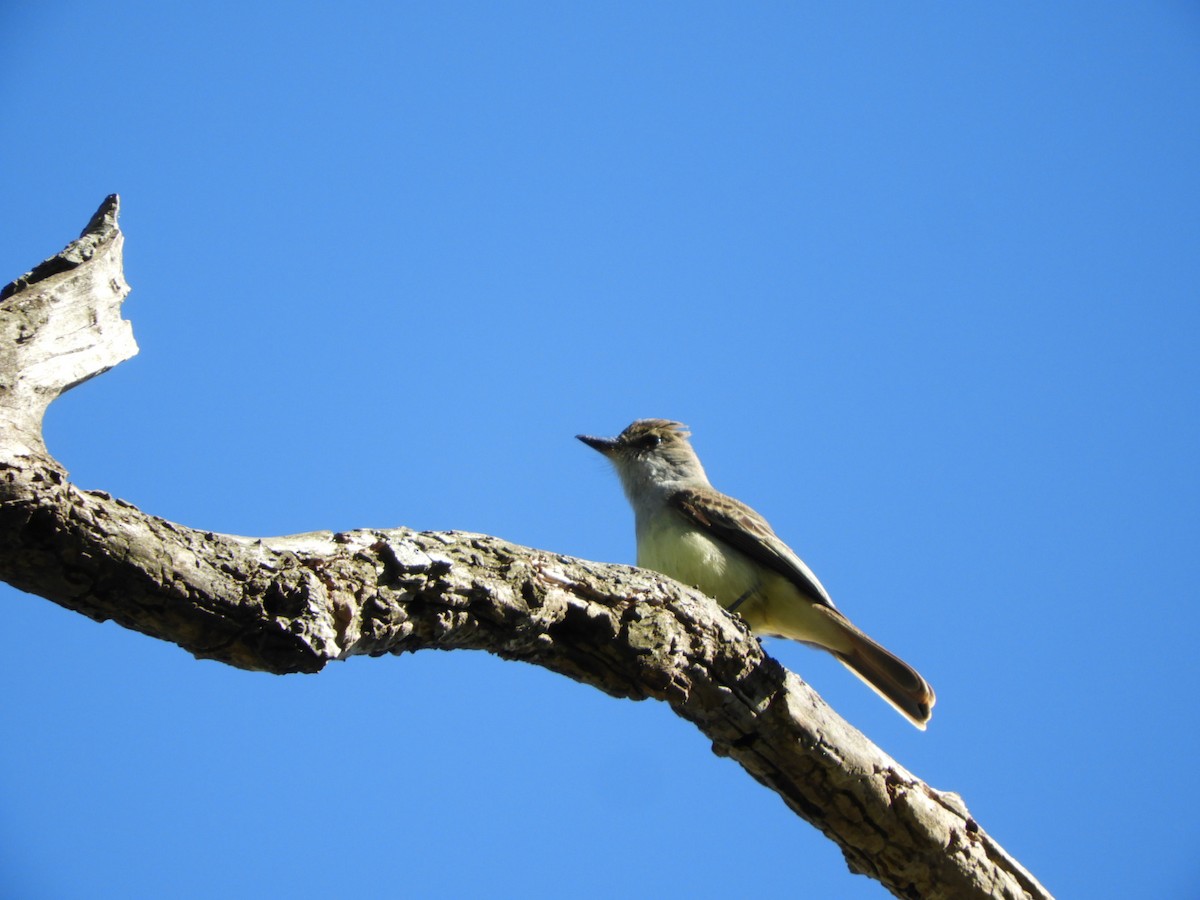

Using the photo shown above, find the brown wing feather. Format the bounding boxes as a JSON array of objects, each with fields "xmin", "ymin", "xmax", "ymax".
[{"xmin": 671, "ymin": 487, "xmax": 835, "ymax": 609}]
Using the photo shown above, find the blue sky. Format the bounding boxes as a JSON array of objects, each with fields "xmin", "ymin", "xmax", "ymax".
[{"xmin": 2, "ymin": 3, "xmax": 1198, "ymax": 897}]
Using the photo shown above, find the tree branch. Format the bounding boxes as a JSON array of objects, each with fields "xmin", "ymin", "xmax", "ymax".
[{"xmin": 0, "ymin": 197, "xmax": 1052, "ymax": 900}]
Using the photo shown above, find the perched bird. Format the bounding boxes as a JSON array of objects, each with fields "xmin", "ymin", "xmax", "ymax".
[{"xmin": 578, "ymin": 418, "xmax": 935, "ymax": 729}]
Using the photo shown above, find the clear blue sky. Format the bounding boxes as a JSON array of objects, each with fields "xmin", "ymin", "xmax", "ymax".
[{"xmin": 2, "ymin": 4, "xmax": 1198, "ymax": 898}]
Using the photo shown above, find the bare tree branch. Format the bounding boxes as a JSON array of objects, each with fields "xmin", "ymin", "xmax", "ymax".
[{"xmin": 0, "ymin": 196, "xmax": 1052, "ymax": 900}]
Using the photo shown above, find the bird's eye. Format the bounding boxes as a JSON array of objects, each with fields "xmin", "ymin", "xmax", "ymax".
[{"xmin": 636, "ymin": 434, "xmax": 661, "ymax": 450}]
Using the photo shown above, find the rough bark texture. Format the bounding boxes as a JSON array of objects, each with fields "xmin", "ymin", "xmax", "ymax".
[{"xmin": 0, "ymin": 196, "xmax": 1052, "ymax": 900}]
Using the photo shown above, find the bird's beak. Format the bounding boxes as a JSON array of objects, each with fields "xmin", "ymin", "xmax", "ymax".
[{"xmin": 576, "ymin": 434, "xmax": 619, "ymax": 456}]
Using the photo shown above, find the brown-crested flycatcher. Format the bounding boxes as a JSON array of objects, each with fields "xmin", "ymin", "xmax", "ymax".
[{"xmin": 578, "ymin": 418, "xmax": 935, "ymax": 729}]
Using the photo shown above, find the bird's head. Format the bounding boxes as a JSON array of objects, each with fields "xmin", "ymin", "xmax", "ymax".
[{"xmin": 577, "ymin": 419, "xmax": 709, "ymax": 503}]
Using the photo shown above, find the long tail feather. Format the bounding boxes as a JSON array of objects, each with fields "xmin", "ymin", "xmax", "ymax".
[
  {"xmin": 834, "ymin": 629, "xmax": 936, "ymax": 730},
  {"xmin": 745, "ymin": 590, "xmax": 936, "ymax": 728}
]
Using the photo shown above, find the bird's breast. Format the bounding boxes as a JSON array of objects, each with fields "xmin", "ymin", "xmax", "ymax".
[
  {"xmin": 634, "ymin": 510, "xmax": 846, "ymax": 648},
  {"xmin": 636, "ymin": 511, "xmax": 760, "ymax": 609}
]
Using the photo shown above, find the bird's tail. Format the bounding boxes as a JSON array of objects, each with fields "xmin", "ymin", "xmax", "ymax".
[
  {"xmin": 831, "ymin": 621, "xmax": 936, "ymax": 730},
  {"xmin": 749, "ymin": 592, "xmax": 936, "ymax": 728}
]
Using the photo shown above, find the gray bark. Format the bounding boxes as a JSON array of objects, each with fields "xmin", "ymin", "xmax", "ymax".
[{"xmin": 0, "ymin": 196, "xmax": 1052, "ymax": 900}]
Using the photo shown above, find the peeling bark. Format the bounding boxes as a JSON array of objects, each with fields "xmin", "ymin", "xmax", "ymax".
[{"xmin": 0, "ymin": 196, "xmax": 1052, "ymax": 900}]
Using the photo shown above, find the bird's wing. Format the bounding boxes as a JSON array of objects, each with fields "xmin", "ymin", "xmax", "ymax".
[{"xmin": 670, "ymin": 486, "xmax": 837, "ymax": 609}]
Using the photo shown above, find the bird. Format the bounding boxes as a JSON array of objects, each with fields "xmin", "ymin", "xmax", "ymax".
[{"xmin": 577, "ymin": 418, "xmax": 935, "ymax": 729}]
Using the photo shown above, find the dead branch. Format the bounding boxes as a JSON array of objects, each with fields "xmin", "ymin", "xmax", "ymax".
[{"xmin": 0, "ymin": 196, "xmax": 1051, "ymax": 900}]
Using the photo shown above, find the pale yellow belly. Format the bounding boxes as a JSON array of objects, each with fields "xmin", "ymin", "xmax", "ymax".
[
  {"xmin": 637, "ymin": 512, "xmax": 850, "ymax": 651},
  {"xmin": 638, "ymin": 521, "xmax": 751, "ymax": 603}
]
